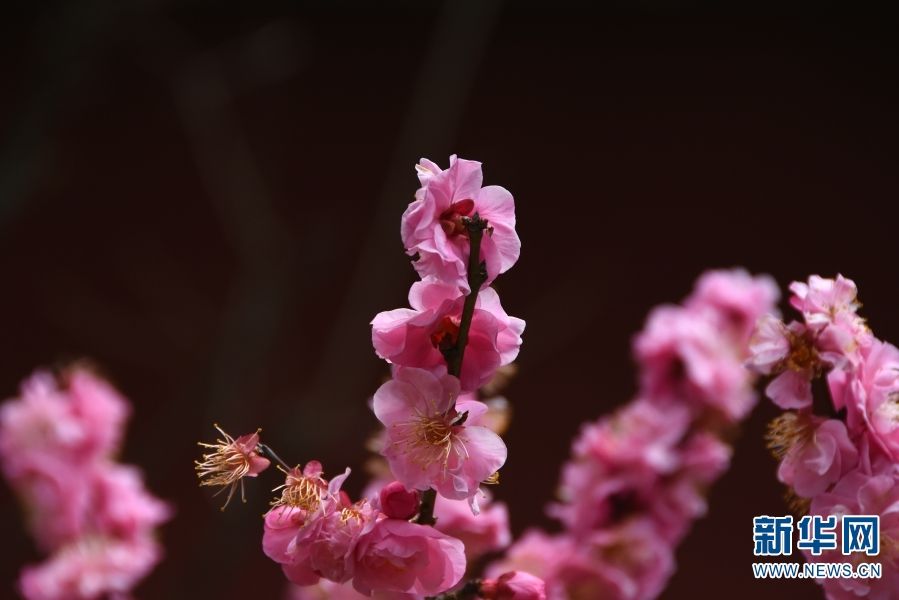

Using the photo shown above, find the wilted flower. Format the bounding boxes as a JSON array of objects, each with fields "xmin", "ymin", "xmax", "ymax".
[{"xmin": 195, "ymin": 425, "xmax": 270, "ymax": 510}]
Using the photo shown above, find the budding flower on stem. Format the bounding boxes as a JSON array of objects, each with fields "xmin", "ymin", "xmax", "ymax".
[
  {"xmin": 378, "ymin": 480, "xmax": 420, "ymax": 520},
  {"xmin": 195, "ymin": 425, "xmax": 270, "ymax": 510}
]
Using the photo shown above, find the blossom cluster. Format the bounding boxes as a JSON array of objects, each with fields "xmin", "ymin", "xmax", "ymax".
[
  {"xmin": 489, "ymin": 269, "xmax": 778, "ymax": 600},
  {"xmin": 747, "ymin": 275, "xmax": 899, "ymax": 598},
  {"xmin": 263, "ymin": 462, "xmax": 466, "ymax": 596},
  {"xmin": 256, "ymin": 155, "xmax": 538, "ymax": 599},
  {"xmin": 0, "ymin": 366, "xmax": 171, "ymax": 600}
]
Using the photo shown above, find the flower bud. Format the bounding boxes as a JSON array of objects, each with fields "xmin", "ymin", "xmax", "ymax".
[
  {"xmin": 480, "ymin": 571, "xmax": 546, "ymax": 600},
  {"xmin": 379, "ymin": 480, "xmax": 420, "ymax": 520}
]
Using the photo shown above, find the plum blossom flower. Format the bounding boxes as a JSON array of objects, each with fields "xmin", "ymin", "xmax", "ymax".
[
  {"xmin": 837, "ymin": 339, "xmax": 899, "ymax": 461},
  {"xmin": 371, "ymin": 278, "xmax": 524, "ymax": 392},
  {"xmin": 685, "ymin": 268, "xmax": 779, "ymax": 341},
  {"xmin": 550, "ymin": 399, "xmax": 691, "ymax": 532},
  {"xmin": 489, "ymin": 521, "xmax": 674, "ymax": 600},
  {"xmin": 790, "ymin": 274, "xmax": 873, "ymax": 363},
  {"xmin": 263, "ymin": 465, "xmax": 352, "ymax": 585},
  {"xmin": 1, "ymin": 366, "xmax": 170, "ymax": 599},
  {"xmin": 634, "ymin": 304, "xmax": 756, "ymax": 421},
  {"xmin": 577, "ymin": 518, "xmax": 675, "ymax": 600},
  {"xmin": 195, "ymin": 424, "xmax": 270, "ymax": 509},
  {"xmin": 480, "ymin": 571, "xmax": 547, "ymax": 600},
  {"xmin": 747, "ymin": 316, "xmax": 840, "ymax": 410},
  {"xmin": 0, "ymin": 368, "xmax": 129, "ymax": 479},
  {"xmin": 768, "ymin": 414, "xmax": 858, "ymax": 498},
  {"xmin": 804, "ymin": 468, "xmax": 899, "ymax": 599},
  {"xmin": 351, "ymin": 518, "xmax": 465, "ymax": 596},
  {"xmin": 373, "ymin": 367, "xmax": 507, "ymax": 506},
  {"xmin": 18, "ymin": 535, "xmax": 163, "ymax": 600},
  {"xmin": 790, "ymin": 274, "xmax": 864, "ymax": 331},
  {"xmin": 402, "ymin": 155, "xmax": 519, "ymax": 292},
  {"xmin": 90, "ymin": 463, "xmax": 172, "ymax": 539}
]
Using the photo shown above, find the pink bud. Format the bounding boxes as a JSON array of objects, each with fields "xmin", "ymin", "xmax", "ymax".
[
  {"xmin": 480, "ymin": 571, "xmax": 546, "ymax": 600},
  {"xmin": 379, "ymin": 481, "xmax": 420, "ymax": 520}
]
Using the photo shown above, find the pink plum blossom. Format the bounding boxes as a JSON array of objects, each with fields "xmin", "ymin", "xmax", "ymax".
[
  {"xmin": 648, "ymin": 432, "xmax": 733, "ymax": 544},
  {"xmin": 352, "ymin": 518, "xmax": 465, "ymax": 596},
  {"xmin": 0, "ymin": 369, "xmax": 128, "ymax": 479},
  {"xmin": 306, "ymin": 499, "xmax": 377, "ymax": 584},
  {"xmin": 634, "ymin": 304, "xmax": 756, "ymax": 421},
  {"xmin": 90, "ymin": 463, "xmax": 171, "ymax": 539},
  {"xmin": 776, "ymin": 416, "xmax": 858, "ymax": 498},
  {"xmin": 0, "ymin": 366, "xmax": 170, "ymax": 599},
  {"xmin": 490, "ymin": 521, "xmax": 674, "ymax": 600},
  {"xmin": 18, "ymin": 535, "xmax": 162, "ymax": 600},
  {"xmin": 747, "ymin": 316, "xmax": 844, "ymax": 410},
  {"xmin": 480, "ymin": 571, "xmax": 547, "ymax": 600},
  {"xmin": 789, "ymin": 274, "xmax": 872, "ymax": 364},
  {"xmin": 486, "ymin": 529, "xmax": 570, "ymax": 585},
  {"xmin": 373, "ymin": 367, "xmax": 507, "ymax": 505},
  {"xmin": 578, "ymin": 518, "xmax": 675, "ymax": 600},
  {"xmin": 433, "ymin": 491, "xmax": 511, "ymax": 560},
  {"xmin": 64, "ymin": 368, "xmax": 130, "ymax": 459},
  {"xmin": 839, "ymin": 339, "xmax": 899, "ymax": 461},
  {"xmin": 402, "ymin": 155, "xmax": 519, "ymax": 292},
  {"xmin": 685, "ymin": 268, "xmax": 779, "ymax": 341},
  {"xmin": 550, "ymin": 399, "xmax": 690, "ymax": 532},
  {"xmin": 371, "ymin": 278, "xmax": 524, "ymax": 392},
  {"xmin": 805, "ymin": 468, "xmax": 899, "ymax": 599},
  {"xmin": 263, "ymin": 466, "xmax": 354, "ymax": 586},
  {"xmin": 790, "ymin": 275, "xmax": 863, "ymax": 331}
]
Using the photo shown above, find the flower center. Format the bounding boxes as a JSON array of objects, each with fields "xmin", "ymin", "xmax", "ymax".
[
  {"xmin": 430, "ymin": 316, "xmax": 461, "ymax": 351},
  {"xmin": 418, "ymin": 416, "xmax": 454, "ymax": 447},
  {"xmin": 766, "ymin": 412, "xmax": 813, "ymax": 460},
  {"xmin": 272, "ymin": 473, "xmax": 325, "ymax": 511},
  {"xmin": 880, "ymin": 393, "xmax": 899, "ymax": 424},
  {"xmin": 785, "ymin": 331, "xmax": 819, "ymax": 372},
  {"xmin": 439, "ymin": 199, "xmax": 475, "ymax": 237},
  {"xmin": 196, "ymin": 442, "xmax": 251, "ymax": 487}
]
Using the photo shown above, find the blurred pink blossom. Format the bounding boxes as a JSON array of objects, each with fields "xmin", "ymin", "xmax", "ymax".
[
  {"xmin": 634, "ymin": 304, "xmax": 755, "ymax": 421},
  {"xmin": 433, "ymin": 491, "xmax": 511, "ymax": 560},
  {"xmin": 685, "ymin": 268, "xmax": 779, "ymax": 341},
  {"xmin": 0, "ymin": 366, "xmax": 169, "ymax": 600},
  {"xmin": 19, "ymin": 535, "xmax": 163, "ymax": 600}
]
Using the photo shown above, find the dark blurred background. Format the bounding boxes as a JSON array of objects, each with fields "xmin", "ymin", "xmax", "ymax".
[{"xmin": 2, "ymin": 1, "xmax": 899, "ymax": 598}]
